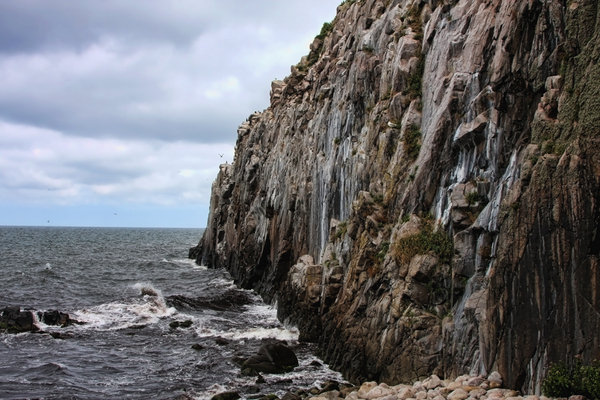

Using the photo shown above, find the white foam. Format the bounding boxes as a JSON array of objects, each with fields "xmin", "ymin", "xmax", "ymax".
[
  {"xmin": 211, "ymin": 277, "xmax": 237, "ymax": 289},
  {"xmin": 72, "ymin": 283, "xmax": 176, "ymax": 331},
  {"xmin": 171, "ymin": 258, "xmax": 207, "ymax": 269},
  {"xmin": 195, "ymin": 325, "xmax": 299, "ymax": 342},
  {"xmin": 191, "ymin": 302, "xmax": 300, "ymax": 341}
]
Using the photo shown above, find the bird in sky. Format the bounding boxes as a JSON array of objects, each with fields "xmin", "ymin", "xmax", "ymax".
[{"xmin": 219, "ymin": 153, "xmax": 224, "ymax": 157}]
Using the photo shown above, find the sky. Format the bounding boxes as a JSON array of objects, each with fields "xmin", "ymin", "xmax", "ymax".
[{"xmin": 0, "ymin": 0, "xmax": 340, "ymax": 228}]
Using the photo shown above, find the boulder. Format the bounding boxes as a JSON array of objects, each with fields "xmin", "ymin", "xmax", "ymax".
[
  {"xmin": 1, "ymin": 306, "xmax": 38, "ymax": 333},
  {"xmin": 242, "ymin": 341, "xmax": 299, "ymax": 374},
  {"xmin": 487, "ymin": 372, "xmax": 502, "ymax": 388},
  {"xmin": 211, "ymin": 392, "xmax": 240, "ymax": 400},
  {"xmin": 38, "ymin": 310, "xmax": 70, "ymax": 326}
]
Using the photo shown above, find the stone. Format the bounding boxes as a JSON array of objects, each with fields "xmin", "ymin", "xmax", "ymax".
[
  {"xmin": 357, "ymin": 382, "xmax": 378, "ymax": 398},
  {"xmin": 426, "ymin": 375, "xmax": 443, "ymax": 390},
  {"xmin": 0, "ymin": 306, "xmax": 38, "ymax": 333},
  {"xmin": 211, "ymin": 392, "xmax": 240, "ymax": 400},
  {"xmin": 242, "ymin": 342, "xmax": 299, "ymax": 374},
  {"xmin": 397, "ymin": 388, "xmax": 415, "ymax": 400},
  {"xmin": 447, "ymin": 382, "xmax": 462, "ymax": 391},
  {"xmin": 487, "ymin": 372, "xmax": 502, "ymax": 388},
  {"xmin": 407, "ymin": 254, "xmax": 439, "ymax": 283},
  {"xmin": 466, "ymin": 377, "xmax": 485, "ymax": 387},
  {"xmin": 448, "ymin": 389, "xmax": 469, "ymax": 400},
  {"xmin": 416, "ymin": 391, "xmax": 428, "ymax": 400}
]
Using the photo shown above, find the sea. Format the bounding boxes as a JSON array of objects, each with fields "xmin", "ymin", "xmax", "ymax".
[{"xmin": 0, "ymin": 226, "xmax": 344, "ymax": 400}]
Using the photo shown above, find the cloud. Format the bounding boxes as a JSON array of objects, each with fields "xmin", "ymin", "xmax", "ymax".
[
  {"xmin": 0, "ymin": 120, "xmax": 233, "ymax": 206},
  {"xmin": 0, "ymin": 0, "xmax": 339, "ymax": 142},
  {"xmin": 0, "ymin": 0, "xmax": 340, "ymax": 227}
]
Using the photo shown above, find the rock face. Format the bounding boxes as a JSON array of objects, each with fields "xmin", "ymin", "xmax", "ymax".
[{"xmin": 191, "ymin": 0, "xmax": 600, "ymax": 393}]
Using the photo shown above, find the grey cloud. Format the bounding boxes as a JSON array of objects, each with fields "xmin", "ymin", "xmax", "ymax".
[{"xmin": 0, "ymin": 0, "xmax": 340, "ymax": 142}]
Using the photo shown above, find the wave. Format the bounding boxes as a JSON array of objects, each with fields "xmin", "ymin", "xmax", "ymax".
[{"xmin": 70, "ymin": 283, "xmax": 176, "ymax": 331}]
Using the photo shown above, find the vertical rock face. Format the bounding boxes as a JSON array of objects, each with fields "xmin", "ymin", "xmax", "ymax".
[{"xmin": 191, "ymin": 0, "xmax": 600, "ymax": 393}]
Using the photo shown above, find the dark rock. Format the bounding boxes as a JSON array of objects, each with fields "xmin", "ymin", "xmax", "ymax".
[
  {"xmin": 231, "ymin": 356, "xmax": 247, "ymax": 367},
  {"xmin": 247, "ymin": 385, "xmax": 260, "ymax": 394},
  {"xmin": 215, "ymin": 338, "xmax": 230, "ymax": 346},
  {"xmin": 320, "ymin": 381, "xmax": 339, "ymax": 393},
  {"xmin": 211, "ymin": 392, "xmax": 240, "ymax": 400},
  {"xmin": 167, "ymin": 289, "xmax": 255, "ymax": 312},
  {"xmin": 242, "ymin": 342, "xmax": 299, "ymax": 374},
  {"xmin": 241, "ymin": 368, "xmax": 260, "ymax": 377},
  {"xmin": 191, "ymin": 344, "xmax": 204, "ymax": 351},
  {"xmin": 281, "ymin": 393, "xmax": 300, "ymax": 400},
  {"xmin": 171, "ymin": 395, "xmax": 194, "ymax": 400},
  {"xmin": 170, "ymin": 320, "xmax": 193, "ymax": 329},
  {"xmin": 309, "ymin": 360, "xmax": 322, "ymax": 367},
  {"xmin": 340, "ymin": 384, "xmax": 358, "ymax": 397},
  {"xmin": 179, "ymin": 320, "xmax": 193, "ymax": 328},
  {"xmin": 256, "ymin": 374, "xmax": 266, "ymax": 384},
  {"xmin": 1, "ymin": 306, "xmax": 38, "ymax": 333},
  {"xmin": 38, "ymin": 309, "xmax": 71, "ymax": 326}
]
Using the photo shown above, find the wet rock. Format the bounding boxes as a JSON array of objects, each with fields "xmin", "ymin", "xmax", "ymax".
[
  {"xmin": 38, "ymin": 310, "xmax": 71, "ymax": 326},
  {"xmin": 215, "ymin": 338, "xmax": 230, "ymax": 346},
  {"xmin": 211, "ymin": 392, "xmax": 240, "ymax": 400},
  {"xmin": 191, "ymin": 344, "xmax": 204, "ymax": 351},
  {"xmin": 0, "ymin": 306, "xmax": 38, "ymax": 333},
  {"xmin": 242, "ymin": 342, "xmax": 299, "ymax": 374}
]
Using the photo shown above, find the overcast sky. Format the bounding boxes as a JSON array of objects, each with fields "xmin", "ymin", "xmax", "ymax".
[{"xmin": 0, "ymin": 0, "xmax": 340, "ymax": 228}]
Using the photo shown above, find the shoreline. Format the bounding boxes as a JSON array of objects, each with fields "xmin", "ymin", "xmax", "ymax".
[{"xmin": 240, "ymin": 372, "xmax": 571, "ymax": 400}]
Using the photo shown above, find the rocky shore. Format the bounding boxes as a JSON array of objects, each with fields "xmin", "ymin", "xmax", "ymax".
[
  {"xmin": 302, "ymin": 373, "xmax": 541, "ymax": 400},
  {"xmin": 213, "ymin": 372, "xmax": 578, "ymax": 400}
]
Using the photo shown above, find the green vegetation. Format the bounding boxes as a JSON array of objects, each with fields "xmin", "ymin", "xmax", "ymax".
[
  {"xmin": 317, "ymin": 22, "xmax": 334, "ymax": 40},
  {"xmin": 403, "ymin": 124, "xmax": 422, "ymax": 161},
  {"xmin": 371, "ymin": 193, "xmax": 384, "ymax": 204},
  {"xmin": 339, "ymin": 0, "xmax": 357, "ymax": 6},
  {"xmin": 542, "ymin": 360, "xmax": 600, "ymax": 399},
  {"xmin": 376, "ymin": 242, "xmax": 390, "ymax": 264},
  {"xmin": 363, "ymin": 44, "xmax": 375, "ymax": 54},
  {"xmin": 404, "ymin": 51, "xmax": 425, "ymax": 99},
  {"xmin": 335, "ymin": 221, "xmax": 348, "ymax": 239},
  {"xmin": 393, "ymin": 216, "xmax": 453, "ymax": 265},
  {"xmin": 465, "ymin": 191, "xmax": 480, "ymax": 206}
]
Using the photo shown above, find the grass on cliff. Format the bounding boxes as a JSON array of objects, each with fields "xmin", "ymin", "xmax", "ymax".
[
  {"xmin": 543, "ymin": 360, "xmax": 600, "ymax": 399},
  {"xmin": 403, "ymin": 124, "xmax": 422, "ymax": 161},
  {"xmin": 393, "ymin": 216, "xmax": 453, "ymax": 265}
]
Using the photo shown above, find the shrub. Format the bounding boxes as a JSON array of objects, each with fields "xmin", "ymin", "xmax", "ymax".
[
  {"xmin": 393, "ymin": 216, "xmax": 453, "ymax": 265},
  {"xmin": 403, "ymin": 124, "xmax": 422, "ymax": 161},
  {"xmin": 335, "ymin": 221, "xmax": 348, "ymax": 239},
  {"xmin": 317, "ymin": 22, "xmax": 334, "ymax": 40},
  {"xmin": 404, "ymin": 51, "xmax": 425, "ymax": 99},
  {"xmin": 465, "ymin": 191, "xmax": 480, "ymax": 206},
  {"xmin": 543, "ymin": 360, "xmax": 600, "ymax": 399}
]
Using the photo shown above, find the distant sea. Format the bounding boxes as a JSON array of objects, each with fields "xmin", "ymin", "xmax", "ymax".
[{"xmin": 0, "ymin": 226, "xmax": 342, "ymax": 399}]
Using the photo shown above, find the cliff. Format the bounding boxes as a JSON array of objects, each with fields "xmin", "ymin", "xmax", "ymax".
[{"xmin": 190, "ymin": 0, "xmax": 600, "ymax": 393}]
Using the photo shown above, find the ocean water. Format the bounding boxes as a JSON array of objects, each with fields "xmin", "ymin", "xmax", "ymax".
[{"xmin": 0, "ymin": 226, "xmax": 343, "ymax": 400}]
